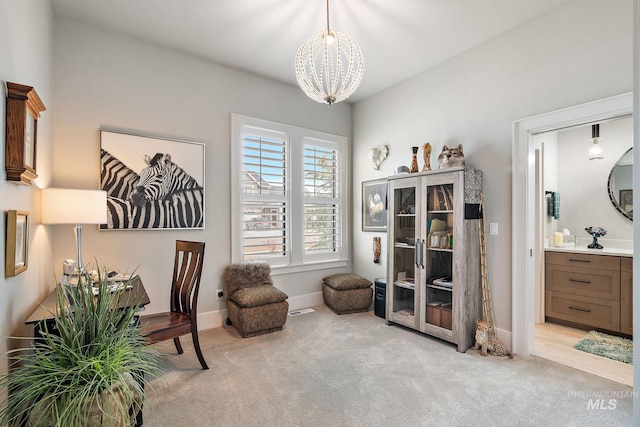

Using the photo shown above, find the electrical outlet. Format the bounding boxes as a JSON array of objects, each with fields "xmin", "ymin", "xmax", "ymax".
[{"xmin": 216, "ymin": 289, "xmax": 224, "ymax": 301}]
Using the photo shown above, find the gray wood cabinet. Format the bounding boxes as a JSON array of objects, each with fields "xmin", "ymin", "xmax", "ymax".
[{"xmin": 386, "ymin": 167, "xmax": 482, "ymax": 352}]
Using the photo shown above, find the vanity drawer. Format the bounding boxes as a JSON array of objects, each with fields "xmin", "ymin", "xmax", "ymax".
[
  {"xmin": 545, "ymin": 290, "xmax": 620, "ymax": 331},
  {"xmin": 545, "ymin": 264, "xmax": 620, "ymax": 301},
  {"xmin": 546, "ymin": 252, "xmax": 620, "ymax": 271}
]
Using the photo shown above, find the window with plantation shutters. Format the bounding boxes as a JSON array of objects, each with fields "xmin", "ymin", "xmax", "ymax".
[
  {"xmin": 231, "ymin": 115, "xmax": 347, "ymax": 271},
  {"xmin": 241, "ymin": 131, "xmax": 289, "ymax": 265},
  {"xmin": 303, "ymin": 141, "xmax": 340, "ymax": 259}
]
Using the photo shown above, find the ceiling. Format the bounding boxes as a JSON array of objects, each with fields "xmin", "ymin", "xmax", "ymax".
[{"xmin": 50, "ymin": 0, "xmax": 573, "ymax": 103}]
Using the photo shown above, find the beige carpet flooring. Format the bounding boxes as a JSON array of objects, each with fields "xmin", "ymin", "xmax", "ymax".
[{"xmin": 143, "ymin": 306, "xmax": 632, "ymax": 426}]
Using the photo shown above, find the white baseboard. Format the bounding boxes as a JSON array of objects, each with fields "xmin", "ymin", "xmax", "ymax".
[
  {"xmin": 198, "ymin": 308, "xmax": 227, "ymax": 330},
  {"xmin": 197, "ymin": 291, "xmax": 324, "ymax": 331},
  {"xmin": 496, "ymin": 327, "xmax": 514, "ymax": 352},
  {"xmin": 287, "ymin": 291, "xmax": 323, "ymax": 311},
  {"xmin": 197, "ymin": 292, "xmax": 516, "ymax": 354}
]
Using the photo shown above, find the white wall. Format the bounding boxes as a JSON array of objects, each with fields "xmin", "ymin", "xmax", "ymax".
[
  {"xmin": 351, "ymin": 0, "xmax": 633, "ymax": 335},
  {"xmin": 0, "ymin": 0, "xmax": 54, "ymax": 376},
  {"xmin": 52, "ymin": 18, "xmax": 352, "ymax": 327},
  {"xmin": 555, "ymin": 117, "xmax": 633, "ymax": 241}
]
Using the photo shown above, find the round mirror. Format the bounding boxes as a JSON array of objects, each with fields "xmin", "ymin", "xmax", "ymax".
[{"xmin": 607, "ymin": 147, "xmax": 633, "ymax": 220}]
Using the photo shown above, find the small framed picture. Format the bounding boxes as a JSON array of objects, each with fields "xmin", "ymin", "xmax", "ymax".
[
  {"xmin": 362, "ymin": 179, "xmax": 388, "ymax": 232},
  {"xmin": 5, "ymin": 210, "xmax": 29, "ymax": 277},
  {"xmin": 619, "ymin": 189, "xmax": 632, "ymax": 214}
]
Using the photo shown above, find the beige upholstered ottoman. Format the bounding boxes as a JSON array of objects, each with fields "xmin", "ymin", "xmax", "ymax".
[{"xmin": 322, "ymin": 273, "xmax": 373, "ymax": 315}]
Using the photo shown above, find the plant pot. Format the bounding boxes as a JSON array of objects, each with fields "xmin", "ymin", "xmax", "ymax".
[
  {"xmin": 27, "ymin": 372, "xmax": 142, "ymax": 427},
  {"xmin": 1, "ymin": 270, "xmax": 161, "ymax": 427}
]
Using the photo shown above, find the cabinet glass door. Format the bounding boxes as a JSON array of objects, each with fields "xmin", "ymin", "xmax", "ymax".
[
  {"xmin": 389, "ymin": 180, "xmax": 419, "ymax": 326},
  {"xmin": 424, "ymin": 182, "xmax": 454, "ymax": 331}
]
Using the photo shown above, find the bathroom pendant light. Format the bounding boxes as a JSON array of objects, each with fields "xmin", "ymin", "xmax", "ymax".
[
  {"xmin": 295, "ymin": 0, "xmax": 364, "ymax": 105},
  {"xmin": 588, "ymin": 123, "xmax": 603, "ymax": 160}
]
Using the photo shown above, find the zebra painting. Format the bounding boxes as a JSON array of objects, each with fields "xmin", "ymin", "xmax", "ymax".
[
  {"xmin": 103, "ymin": 189, "xmax": 204, "ymax": 229},
  {"xmin": 100, "ymin": 150, "xmax": 204, "ymax": 229},
  {"xmin": 130, "ymin": 153, "xmax": 201, "ymax": 207},
  {"xmin": 101, "ymin": 149, "xmax": 139, "ymax": 200}
]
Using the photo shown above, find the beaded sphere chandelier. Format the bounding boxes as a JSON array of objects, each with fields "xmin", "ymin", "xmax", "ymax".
[{"xmin": 295, "ymin": 0, "xmax": 364, "ymax": 105}]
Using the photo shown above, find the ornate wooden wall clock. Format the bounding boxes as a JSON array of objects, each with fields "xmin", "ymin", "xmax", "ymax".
[{"xmin": 5, "ymin": 82, "xmax": 46, "ymax": 185}]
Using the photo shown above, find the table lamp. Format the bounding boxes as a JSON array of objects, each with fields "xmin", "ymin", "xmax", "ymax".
[{"xmin": 42, "ymin": 188, "xmax": 107, "ymax": 281}]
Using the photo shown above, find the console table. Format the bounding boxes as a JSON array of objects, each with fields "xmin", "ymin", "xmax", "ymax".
[{"xmin": 25, "ymin": 276, "xmax": 150, "ymax": 336}]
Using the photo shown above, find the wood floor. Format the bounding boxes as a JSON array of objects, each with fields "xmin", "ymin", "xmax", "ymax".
[{"xmin": 534, "ymin": 322, "xmax": 633, "ymax": 387}]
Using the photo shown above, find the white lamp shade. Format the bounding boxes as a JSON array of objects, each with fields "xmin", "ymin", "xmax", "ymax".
[
  {"xmin": 42, "ymin": 188, "xmax": 107, "ymax": 224},
  {"xmin": 588, "ymin": 138, "xmax": 603, "ymax": 160}
]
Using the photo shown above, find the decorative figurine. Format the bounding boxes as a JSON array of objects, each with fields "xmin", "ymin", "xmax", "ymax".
[
  {"xmin": 437, "ymin": 144, "xmax": 466, "ymax": 168},
  {"xmin": 394, "ymin": 166, "xmax": 410, "ymax": 175},
  {"xmin": 585, "ymin": 226, "xmax": 607, "ymax": 249},
  {"xmin": 422, "ymin": 142, "xmax": 432, "ymax": 171},
  {"xmin": 373, "ymin": 237, "xmax": 381, "ymax": 263},
  {"xmin": 368, "ymin": 145, "xmax": 388, "ymax": 170},
  {"xmin": 410, "ymin": 147, "xmax": 419, "ymax": 173}
]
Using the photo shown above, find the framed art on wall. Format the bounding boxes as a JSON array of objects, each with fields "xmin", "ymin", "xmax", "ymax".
[
  {"xmin": 5, "ymin": 210, "xmax": 29, "ymax": 277},
  {"xmin": 99, "ymin": 130, "xmax": 205, "ymax": 230},
  {"xmin": 362, "ymin": 179, "xmax": 388, "ymax": 232}
]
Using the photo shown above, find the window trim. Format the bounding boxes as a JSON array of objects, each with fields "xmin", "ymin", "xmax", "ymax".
[{"xmin": 231, "ymin": 114, "xmax": 349, "ymax": 273}]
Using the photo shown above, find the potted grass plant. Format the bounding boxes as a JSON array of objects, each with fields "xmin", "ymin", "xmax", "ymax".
[{"xmin": 0, "ymin": 268, "xmax": 163, "ymax": 427}]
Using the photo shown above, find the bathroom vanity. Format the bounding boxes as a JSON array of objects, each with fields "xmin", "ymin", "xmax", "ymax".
[{"xmin": 545, "ymin": 247, "xmax": 632, "ymax": 336}]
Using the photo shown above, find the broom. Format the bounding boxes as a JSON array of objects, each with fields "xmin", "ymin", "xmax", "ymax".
[
  {"xmin": 477, "ymin": 194, "xmax": 513, "ymax": 357},
  {"xmin": 478, "ymin": 194, "xmax": 497, "ymax": 337}
]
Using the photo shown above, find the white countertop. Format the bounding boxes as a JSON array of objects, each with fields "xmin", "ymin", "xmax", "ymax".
[{"xmin": 545, "ymin": 246, "xmax": 632, "ymax": 257}]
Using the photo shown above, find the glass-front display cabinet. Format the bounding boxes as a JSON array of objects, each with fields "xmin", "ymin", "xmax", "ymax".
[
  {"xmin": 387, "ymin": 176, "xmax": 421, "ymax": 329},
  {"xmin": 386, "ymin": 167, "xmax": 482, "ymax": 352}
]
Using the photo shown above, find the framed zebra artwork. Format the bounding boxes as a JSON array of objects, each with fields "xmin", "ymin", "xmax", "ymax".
[{"xmin": 99, "ymin": 130, "xmax": 205, "ymax": 230}]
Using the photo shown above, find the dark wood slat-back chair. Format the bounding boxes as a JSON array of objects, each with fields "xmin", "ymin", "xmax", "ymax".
[{"xmin": 140, "ymin": 240, "xmax": 208, "ymax": 369}]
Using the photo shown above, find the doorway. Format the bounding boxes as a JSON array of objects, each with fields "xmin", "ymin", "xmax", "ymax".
[
  {"xmin": 527, "ymin": 115, "xmax": 633, "ymax": 386},
  {"xmin": 511, "ymin": 92, "xmax": 633, "ymax": 358}
]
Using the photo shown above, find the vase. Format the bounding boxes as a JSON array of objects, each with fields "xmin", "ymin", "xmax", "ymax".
[
  {"xmin": 410, "ymin": 147, "xmax": 419, "ymax": 173},
  {"xmin": 585, "ymin": 226, "xmax": 606, "ymax": 250},
  {"xmin": 587, "ymin": 235, "xmax": 603, "ymax": 249},
  {"xmin": 422, "ymin": 142, "xmax": 432, "ymax": 171},
  {"xmin": 26, "ymin": 372, "xmax": 142, "ymax": 427}
]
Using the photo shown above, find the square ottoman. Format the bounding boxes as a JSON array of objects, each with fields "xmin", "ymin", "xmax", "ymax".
[{"xmin": 322, "ymin": 273, "xmax": 373, "ymax": 315}]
